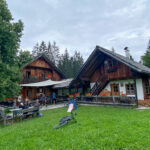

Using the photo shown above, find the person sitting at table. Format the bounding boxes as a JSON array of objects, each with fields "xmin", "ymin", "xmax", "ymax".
[
  {"xmin": 19, "ymin": 102, "xmax": 25, "ymax": 109},
  {"xmin": 25, "ymin": 100, "xmax": 32, "ymax": 108},
  {"xmin": 36, "ymin": 98, "xmax": 40, "ymax": 104}
]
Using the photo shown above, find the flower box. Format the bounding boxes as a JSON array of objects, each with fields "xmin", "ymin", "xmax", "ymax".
[{"xmin": 85, "ymin": 92, "xmax": 92, "ymax": 96}]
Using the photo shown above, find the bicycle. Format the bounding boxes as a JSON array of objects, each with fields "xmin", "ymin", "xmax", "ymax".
[{"xmin": 54, "ymin": 112, "xmax": 77, "ymax": 129}]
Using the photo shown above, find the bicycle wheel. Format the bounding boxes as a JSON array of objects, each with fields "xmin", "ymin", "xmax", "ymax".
[
  {"xmin": 54, "ymin": 120, "xmax": 68, "ymax": 129},
  {"xmin": 59, "ymin": 116, "xmax": 71, "ymax": 122}
]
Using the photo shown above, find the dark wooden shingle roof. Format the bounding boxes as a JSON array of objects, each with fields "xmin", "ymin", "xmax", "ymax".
[
  {"xmin": 23, "ymin": 53, "xmax": 66, "ymax": 79},
  {"xmin": 69, "ymin": 46, "xmax": 150, "ymax": 87},
  {"xmin": 98, "ymin": 46, "xmax": 150, "ymax": 74}
]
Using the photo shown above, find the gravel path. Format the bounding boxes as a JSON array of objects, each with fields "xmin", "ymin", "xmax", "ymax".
[{"xmin": 40, "ymin": 103, "xmax": 65, "ymax": 111}]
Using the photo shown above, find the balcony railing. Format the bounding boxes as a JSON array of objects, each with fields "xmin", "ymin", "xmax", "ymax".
[
  {"xmin": 76, "ymin": 96, "xmax": 136, "ymax": 106},
  {"xmin": 21, "ymin": 76, "xmax": 51, "ymax": 84}
]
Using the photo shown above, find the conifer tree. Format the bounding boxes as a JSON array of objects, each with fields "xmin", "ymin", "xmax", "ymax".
[
  {"xmin": 39, "ymin": 41, "xmax": 47, "ymax": 54},
  {"xmin": 73, "ymin": 51, "xmax": 84, "ymax": 77},
  {"xmin": 58, "ymin": 49, "xmax": 84, "ymax": 78},
  {"xmin": 141, "ymin": 39, "xmax": 150, "ymax": 68},
  {"xmin": 52, "ymin": 41, "xmax": 60, "ymax": 65},
  {"xmin": 32, "ymin": 41, "xmax": 60, "ymax": 65},
  {"xmin": 32, "ymin": 42, "xmax": 39, "ymax": 57}
]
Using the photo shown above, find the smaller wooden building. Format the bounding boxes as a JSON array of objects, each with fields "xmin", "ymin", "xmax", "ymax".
[
  {"xmin": 70, "ymin": 46, "xmax": 150, "ymax": 106},
  {"xmin": 20, "ymin": 54, "xmax": 66, "ymax": 100}
]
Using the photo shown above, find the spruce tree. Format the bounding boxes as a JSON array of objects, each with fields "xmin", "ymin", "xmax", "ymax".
[
  {"xmin": 58, "ymin": 49, "xmax": 84, "ymax": 78},
  {"xmin": 52, "ymin": 41, "xmax": 60, "ymax": 65},
  {"xmin": 39, "ymin": 41, "xmax": 47, "ymax": 53},
  {"xmin": 141, "ymin": 39, "xmax": 150, "ymax": 68},
  {"xmin": 58, "ymin": 49, "xmax": 72, "ymax": 78},
  {"xmin": 47, "ymin": 41, "xmax": 54, "ymax": 63},
  {"xmin": 32, "ymin": 42, "xmax": 39, "ymax": 57},
  {"xmin": 32, "ymin": 41, "xmax": 60, "ymax": 65},
  {"xmin": 73, "ymin": 51, "xmax": 84, "ymax": 77}
]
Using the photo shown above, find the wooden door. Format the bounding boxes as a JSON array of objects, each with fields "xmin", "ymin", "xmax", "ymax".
[{"xmin": 111, "ymin": 84, "xmax": 120, "ymax": 96}]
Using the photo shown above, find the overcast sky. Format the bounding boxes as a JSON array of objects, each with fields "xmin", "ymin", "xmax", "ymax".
[{"xmin": 7, "ymin": 0, "xmax": 150, "ymax": 61}]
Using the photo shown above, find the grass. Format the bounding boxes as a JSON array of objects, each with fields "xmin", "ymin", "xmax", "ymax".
[{"xmin": 1, "ymin": 106, "xmax": 150, "ymax": 150}]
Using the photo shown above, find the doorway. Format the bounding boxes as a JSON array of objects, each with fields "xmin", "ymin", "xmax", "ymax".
[{"xmin": 111, "ymin": 84, "xmax": 120, "ymax": 96}]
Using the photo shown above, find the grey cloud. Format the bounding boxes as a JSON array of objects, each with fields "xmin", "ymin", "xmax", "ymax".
[{"xmin": 7, "ymin": 0, "xmax": 150, "ymax": 61}]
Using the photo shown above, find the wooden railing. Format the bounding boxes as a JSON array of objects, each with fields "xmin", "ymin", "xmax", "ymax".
[
  {"xmin": 77, "ymin": 96, "xmax": 136, "ymax": 105},
  {"xmin": 57, "ymin": 95, "xmax": 68, "ymax": 102},
  {"xmin": 90, "ymin": 74, "xmax": 108, "ymax": 95},
  {"xmin": 21, "ymin": 76, "xmax": 50, "ymax": 84}
]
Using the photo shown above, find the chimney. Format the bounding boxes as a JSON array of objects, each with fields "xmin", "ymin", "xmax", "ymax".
[
  {"xmin": 112, "ymin": 47, "xmax": 115, "ymax": 53},
  {"xmin": 124, "ymin": 47, "xmax": 131, "ymax": 59}
]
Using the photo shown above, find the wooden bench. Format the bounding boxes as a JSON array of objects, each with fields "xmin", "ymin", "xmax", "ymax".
[{"xmin": 22, "ymin": 105, "xmax": 40, "ymax": 118}]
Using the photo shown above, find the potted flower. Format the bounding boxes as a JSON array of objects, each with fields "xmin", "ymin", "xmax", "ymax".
[
  {"xmin": 85, "ymin": 92, "xmax": 92, "ymax": 101},
  {"xmin": 75, "ymin": 92, "xmax": 80, "ymax": 97},
  {"xmin": 99, "ymin": 92, "xmax": 108, "ymax": 96},
  {"xmin": 85, "ymin": 92, "xmax": 92, "ymax": 97},
  {"xmin": 120, "ymin": 91, "xmax": 127, "ymax": 96},
  {"xmin": 69, "ymin": 94, "xmax": 74, "ymax": 99}
]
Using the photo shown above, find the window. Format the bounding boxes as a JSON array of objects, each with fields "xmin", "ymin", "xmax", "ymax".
[
  {"xmin": 42, "ymin": 72, "xmax": 46, "ymax": 78},
  {"xmin": 104, "ymin": 60, "xmax": 108, "ymax": 68},
  {"xmin": 58, "ymin": 89, "xmax": 62, "ymax": 96},
  {"xmin": 26, "ymin": 71, "xmax": 31, "ymax": 78},
  {"xmin": 106, "ymin": 60, "xmax": 117, "ymax": 73},
  {"xmin": 114, "ymin": 85, "xmax": 119, "ymax": 92},
  {"xmin": 108, "ymin": 60, "xmax": 117, "ymax": 68},
  {"xmin": 126, "ymin": 84, "xmax": 135, "ymax": 95},
  {"xmin": 26, "ymin": 89, "xmax": 32, "ymax": 97},
  {"xmin": 145, "ymin": 81, "xmax": 150, "ymax": 94},
  {"xmin": 37, "ymin": 88, "xmax": 42, "ymax": 93},
  {"xmin": 109, "ymin": 60, "xmax": 113, "ymax": 67}
]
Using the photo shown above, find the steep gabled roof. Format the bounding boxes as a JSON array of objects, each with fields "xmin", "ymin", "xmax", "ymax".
[
  {"xmin": 98, "ymin": 46, "xmax": 150, "ymax": 74},
  {"xmin": 69, "ymin": 46, "xmax": 150, "ymax": 87},
  {"xmin": 23, "ymin": 53, "xmax": 66, "ymax": 79}
]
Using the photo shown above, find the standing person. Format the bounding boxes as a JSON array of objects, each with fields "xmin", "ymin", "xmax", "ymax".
[
  {"xmin": 47, "ymin": 95, "xmax": 51, "ymax": 105},
  {"xmin": 52, "ymin": 92, "xmax": 56, "ymax": 104},
  {"xmin": 40, "ymin": 93, "xmax": 46, "ymax": 106}
]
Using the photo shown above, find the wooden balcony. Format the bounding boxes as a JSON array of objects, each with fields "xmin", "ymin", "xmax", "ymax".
[{"xmin": 21, "ymin": 76, "xmax": 51, "ymax": 84}]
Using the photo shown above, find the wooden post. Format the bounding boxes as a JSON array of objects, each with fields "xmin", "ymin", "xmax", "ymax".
[
  {"xmin": 69, "ymin": 88, "xmax": 71, "ymax": 95},
  {"xmin": 76, "ymin": 87, "xmax": 78, "ymax": 93},
  {"xmin": 96, "ymin": 95, "xmax": 98, "ymax": 102},
  {"xmin": 82, "ymin": 85, "xmax": 86, "ymax": 95},
  {"xmin": 132, "ymin": 71, "xmax": 138, "ymax": 107},
  {"xmin": 113, "ymin": 96, "xmax": 115, "ymax": 103},
  {"xmin": 62, "ymin": 88, "xmax": 64, "ymax": 96},
  {"xmin": 133, "ymin": 77, "xmax": 138, "ymax": 107}
]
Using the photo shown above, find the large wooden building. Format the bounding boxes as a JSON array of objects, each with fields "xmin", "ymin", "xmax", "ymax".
[
  {"xmin": 70, "ymin": 46, "xmax": 150, "ymax": 106},
  {"xmin": 20, "ymin": 54, "xmax": 66, "ymax": 100}
]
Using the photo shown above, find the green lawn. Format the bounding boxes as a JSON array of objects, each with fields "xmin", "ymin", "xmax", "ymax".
[{"xmin": 0, "ymin": 106, "xmax": 150, "ymax": 150}]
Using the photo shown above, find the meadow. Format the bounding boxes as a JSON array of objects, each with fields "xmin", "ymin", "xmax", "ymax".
[{"xmin": 0, "ymin": 106, "xmax": 150, "ymax": 150}]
